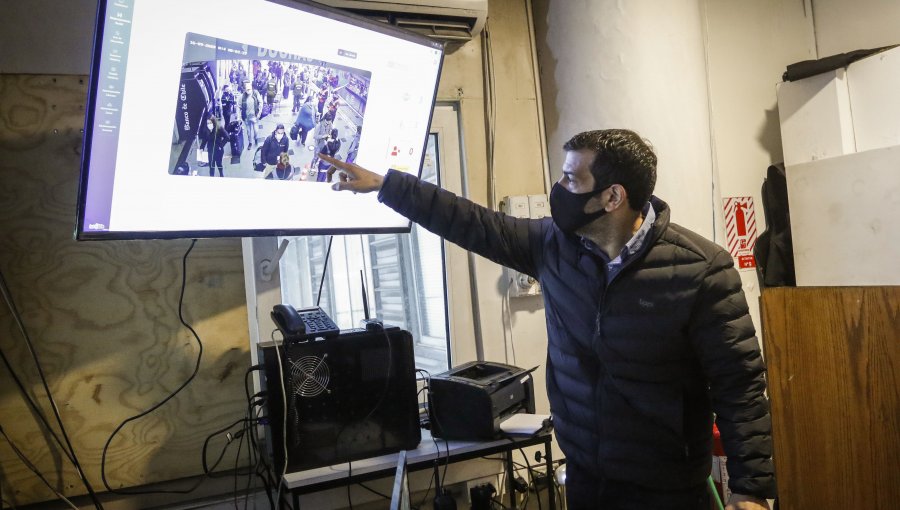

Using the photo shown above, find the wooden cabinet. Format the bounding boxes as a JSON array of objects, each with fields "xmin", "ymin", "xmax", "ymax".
[{"xmin": 761, "ymin": 287, "xmax": 899, "ymax": 510}]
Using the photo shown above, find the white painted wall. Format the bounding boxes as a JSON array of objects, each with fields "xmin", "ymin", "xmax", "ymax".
[
  {"xmin": 812, "ymin": 0, "xmax": 900, "ymax": 57},
  {"xmin": 533, "ymin": 0, "xmax": 717, "ymax": 238},
  {"xmin": 700, "ymin": 0, "xmax": 816, "ymax": 340}
]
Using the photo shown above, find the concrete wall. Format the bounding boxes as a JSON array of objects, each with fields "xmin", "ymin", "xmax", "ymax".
[
  {"xmin": 532, "ymin": 0, "xmax": 717, "ymax": 239},
  {"xmin": 812, "ymin": 0, "xmax": 900, "ymax": 57}
]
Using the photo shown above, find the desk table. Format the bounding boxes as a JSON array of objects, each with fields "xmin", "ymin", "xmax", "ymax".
[{"xmin": 281, "ymin": 429, "xmax": 555, "ymax": 509}]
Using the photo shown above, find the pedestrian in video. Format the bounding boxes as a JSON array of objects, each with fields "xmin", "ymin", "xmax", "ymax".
[
  {"xmin": 294, "ymin": 96, "xmax": 317, "ymax": 148},
  {"xmin": 254, "ymin": 70, "xmax": 266, "ymax": 95},
  {"xmin": 292, "ymin": 77, "xmax": 305, "ymax": 113},
  {"xmin": 327, "ymin": 93, "xmax": 341, "ymax": 117},
  {"xmin": 220, "ymin": 84, "xmax": 236, "ymax": 126},
  {"xmin": 266, "ymin": 73, "xmax": 278, "ymax": 106},
  {"xmin": 266, "ymin": 151, "xmax": 294, "ymax": 181},
  {"xmin": 274, "ymin": 61, "xmax": 284, "ymax": 90},
  {"xmin": 238, "ymin": 63, "xmax": 247, "ymax": 89},
  {"xmin": 261, "ymin": 124, "xmax": 289, "ymax": 179},
  {"xmin": 227, "ymin": 117, "xmax": 243, "ymax": 156},
  {"xmin": 283, "ymin": 70, "xmax": 292, "ymax": 101},
  {"xmin": 299, "ymin": 66, "xmax": 309, "ymax": 93},
  {"xmin": 318, "ymin": 127, "xmax": 341, "ymax": 182},
  {"xmin": 314, "ymin": 68, "xmax": 325, "ymax": 89},
  {"xmin": 228, "ymin": 62, "xmax": 244, "ymax": 90},
  {"xmin": 309, "ymin": 109, "xmax": 335, "ymax": 170},
  {"xmin": 297, "ymin": 68, "xmax": 308, "ymax": 99},
  {"xmin": 346, "ymin": 125, "xmax": 362, "ymax": 164},
  {"xmin": 240, "ymin": 80, "xmax": 262, "ymax": 149},
  {"xmin": 199, "ymin": 117, "xmax": 228, "ymax": 177},
  {"xmin": 316, "ymin": 86, "xmax": 329, "ymax": 120}
]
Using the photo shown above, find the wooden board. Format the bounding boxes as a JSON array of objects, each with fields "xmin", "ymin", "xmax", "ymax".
[
  {"xmin": 761, "ymin": 287, "xmax": 900, "ymax": 510},
  {"xmin": 0, "ymin": 75, "xmax": 252, "ymax": 506}
]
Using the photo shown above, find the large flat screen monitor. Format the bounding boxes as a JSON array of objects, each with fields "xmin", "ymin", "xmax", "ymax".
[{"xmin": 76, "ymin": 0, "xmax": 444, "ymax": 240}]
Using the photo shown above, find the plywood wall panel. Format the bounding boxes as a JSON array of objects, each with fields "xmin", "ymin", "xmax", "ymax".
[{"xmin": 0, "ymin": 74, "xmax": 251, "ymax": 507}]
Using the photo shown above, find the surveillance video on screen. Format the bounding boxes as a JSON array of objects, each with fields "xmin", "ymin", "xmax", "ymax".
[
  {"xmin": 76, "ymin": 0, "xmax": 444, "ymax": 240},
  {"xmin": 169, "ymin": 33, "xmax": 371, "ymax": 183}
]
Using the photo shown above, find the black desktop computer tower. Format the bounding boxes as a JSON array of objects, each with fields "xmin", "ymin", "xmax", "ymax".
[{"xmin": 259, "ymin": 327, "xmax": 421, "ymax": 474}]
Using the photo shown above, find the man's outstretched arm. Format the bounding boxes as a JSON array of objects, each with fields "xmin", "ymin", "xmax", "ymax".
[{"xmin": 320, "ymin": 154, "xmax": 544, "ymax": 277}]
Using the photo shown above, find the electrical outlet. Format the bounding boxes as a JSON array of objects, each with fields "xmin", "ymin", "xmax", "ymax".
[
  {"xmin": 508, "ymin": 270, "xmax": 540, "ymax": 297},
  {"xmin": 501, "ymin": 194, "xmax": 547, "ymax": 298},
  {"xmin": 532, "ymin": 471, "xmax": 550, "ymax": 492},
  {"xmin": 466, "ymin": 475, "xmax": 499, "ymax": 503}
]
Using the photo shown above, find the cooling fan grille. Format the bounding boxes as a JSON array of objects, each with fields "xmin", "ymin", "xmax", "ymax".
[{"xmin": 289, "ymin": 354, "xmax": 330, "ymax": 398}]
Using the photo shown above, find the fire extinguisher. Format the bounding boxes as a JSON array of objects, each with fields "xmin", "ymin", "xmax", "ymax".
[{"xmin": 711, "ymin": 423, "xmax": 730, "ymax": 507}]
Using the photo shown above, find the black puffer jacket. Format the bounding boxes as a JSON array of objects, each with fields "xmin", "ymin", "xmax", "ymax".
[{"xmin": 378, "ymin": 170, "xmax": 777, "ymax": 499}]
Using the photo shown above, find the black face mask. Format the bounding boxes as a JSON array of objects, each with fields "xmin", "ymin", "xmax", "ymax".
[{"xmin": 549, "ymin": 182, "xmax": 607, "ymax": 233}]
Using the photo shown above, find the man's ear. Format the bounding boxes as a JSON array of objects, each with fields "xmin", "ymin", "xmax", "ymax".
[{"xmin": 607, "ymin": 184, "xmax": 629, "ymax": 211}]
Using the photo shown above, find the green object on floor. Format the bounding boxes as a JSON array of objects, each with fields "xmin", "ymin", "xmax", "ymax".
[{"xmin": 708, "ymin": 475, "xmax": 725, "ymax": 510}]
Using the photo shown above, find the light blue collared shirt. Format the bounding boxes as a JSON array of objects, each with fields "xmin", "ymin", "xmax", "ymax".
[{"xmin": 582, "ymin": 202, "xmax": 656, "ymax": 283}]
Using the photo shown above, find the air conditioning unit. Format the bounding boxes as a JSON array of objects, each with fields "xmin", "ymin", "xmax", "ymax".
[{"xmin": 316, "ymin": 0, "xmax": 487, "ymax": 47}]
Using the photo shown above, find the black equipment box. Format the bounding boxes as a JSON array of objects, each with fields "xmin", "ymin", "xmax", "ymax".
[
  {"xmin": 259, "ymin": 327, "xmax": 421, "ymax": 474},
  {"xmin": 429, "ymin": 361, "xmax": 536, "ymax": 440}
]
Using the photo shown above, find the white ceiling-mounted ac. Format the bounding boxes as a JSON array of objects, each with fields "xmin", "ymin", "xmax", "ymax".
[{"xmin": 316, "ymin": 0, "xmax": 487, "ymax": 48}]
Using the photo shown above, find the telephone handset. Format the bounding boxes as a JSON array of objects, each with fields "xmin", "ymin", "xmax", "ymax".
[{"xmin": 271, "ymin": 304, "xmax": 340, "ymax": 340}]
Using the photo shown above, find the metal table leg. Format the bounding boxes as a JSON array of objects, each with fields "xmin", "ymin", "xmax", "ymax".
[
  {"xmin": 544, "ymin": 436, "xmax": 556, "ymax": 510},
  {"xmin": 506, "ymin": 451, "xmax": 517, "ymax": 509}
]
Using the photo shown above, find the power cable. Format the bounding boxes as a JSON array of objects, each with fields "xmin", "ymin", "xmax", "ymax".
[
  {"xmin": 241, "ymin": 367, "xmax": 271, "ymax": 509},
  {"xmin": 515, "ymin": 444, "xmax": 542, "ymax": 510},
  {"xmin": 232, "ymin": 417, "xmax": 246, "ymax": 510},
  {"xmin": 0, "ymin": 333, "xmax": 75, "ymax": 467},
  {"xmin": 417, "ymin": 369, "xmax": 451, "ymax": 499},
  {"xmin": 0, "ymin": 268, "xmax": 103, "ymax": 508},
  {"xmin": 100, "ymin": 239, "xmax": 209, "ymax": 495},
  {"xmin": 0, "ymin": 425, "xmax": 79, "ymax": 510},
  {"xmin": 271, "ymin": 329, "xmax": 290, "ymax": 508}
]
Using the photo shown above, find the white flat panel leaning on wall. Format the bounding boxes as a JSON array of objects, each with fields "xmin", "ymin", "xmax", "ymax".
[
  {"xmin": 779, "ymin": 47, "xmax": 900, "ymax": 286},
  {"xmin": 786, "ymin": 145, "xmax": 900, "ymax": 286}
]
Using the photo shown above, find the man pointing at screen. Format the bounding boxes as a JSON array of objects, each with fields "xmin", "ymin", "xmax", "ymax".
[{"xmin": 318, "ymin": 129, "xmax": 776, "ymax": 510}]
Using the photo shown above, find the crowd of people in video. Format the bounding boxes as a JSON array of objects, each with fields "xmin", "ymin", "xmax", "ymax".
[{"xmin": 193, "ymin": 59, "xmax": 366, "ymax": 181}]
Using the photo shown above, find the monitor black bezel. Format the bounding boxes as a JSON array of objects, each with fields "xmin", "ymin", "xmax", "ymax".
[{"xmin": 75, "ymin": 0, "xmax": 445, "ymax": 241}]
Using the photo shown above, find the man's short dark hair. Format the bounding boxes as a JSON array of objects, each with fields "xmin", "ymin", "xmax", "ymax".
[{"xmin": 563, "ymin": 129, "xmax": 657, "ymax": 210}]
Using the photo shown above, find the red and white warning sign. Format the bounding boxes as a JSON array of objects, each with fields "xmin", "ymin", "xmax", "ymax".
[{"xmin": 724, "ymin": 197, "xmax": 757, "ymax": 270}]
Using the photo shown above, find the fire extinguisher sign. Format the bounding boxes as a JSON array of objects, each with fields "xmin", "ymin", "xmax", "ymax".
[{"xmin": 724, "ymin": 197, "xmax": 757, "ymax": 270}]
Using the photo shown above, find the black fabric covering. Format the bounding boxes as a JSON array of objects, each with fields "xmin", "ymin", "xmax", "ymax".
[
  {"xmin": 754, "ymin": 164, "xmax": 796, "ymax": 288},
  {"xmin": 377, "ymin": 170, "xmax": 777, "ymax": 499},
  {"xmin": 782, "ymin": 45, "xmax": 898, "ymax": 81}
]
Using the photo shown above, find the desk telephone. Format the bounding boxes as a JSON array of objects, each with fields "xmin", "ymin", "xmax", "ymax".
[{"xmin": 271, "ymin": 304, "xmax": 340, "ymax": 340}]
